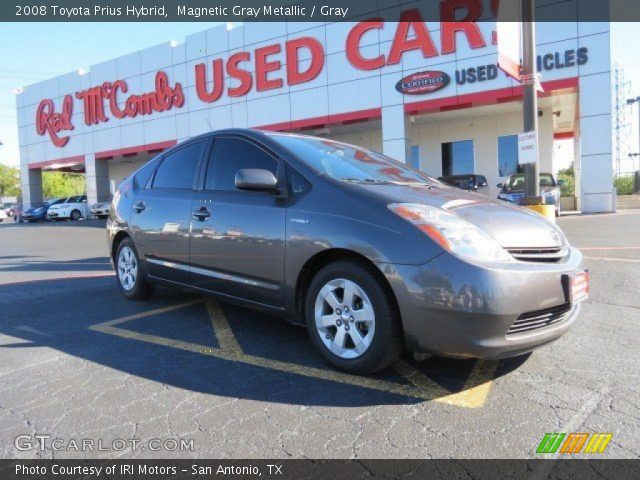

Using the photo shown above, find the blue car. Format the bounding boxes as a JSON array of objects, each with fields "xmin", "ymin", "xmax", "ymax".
[{"xmin": 21, "ymin": 198, "xmax": 64, "ymax": 222}]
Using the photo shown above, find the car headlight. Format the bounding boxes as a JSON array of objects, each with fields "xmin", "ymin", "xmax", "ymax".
[{"xmin": 389, "ymin": 203, "xmax": 513, "ymax": 263}]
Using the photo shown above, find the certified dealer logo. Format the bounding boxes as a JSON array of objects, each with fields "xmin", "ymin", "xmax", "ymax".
[{"xmin": 395, "ymin": 70, "xmax": 450, "ymax": 95}]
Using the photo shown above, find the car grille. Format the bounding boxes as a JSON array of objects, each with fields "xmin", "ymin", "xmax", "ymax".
[
  {"xmin": 507, "ymin": 247, "xmax": 567, "ymax": 263},
  {"xmin": 507, "ymin": 303, "xmax": 574, "ymax": 335}
]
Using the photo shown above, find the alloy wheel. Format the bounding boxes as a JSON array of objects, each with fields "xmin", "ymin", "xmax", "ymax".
[
  {"xmin": 117, "ymin": 246, "xmax": 138, "ymax": 291},
  {"xmin": 314, "ymin": 278, "xmax": 376, "ymax": 359}
]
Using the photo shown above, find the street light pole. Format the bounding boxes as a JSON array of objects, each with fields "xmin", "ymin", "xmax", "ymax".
[{"xmin": 522, "ymin": 0, "xmax": 540, "ymax": 200}]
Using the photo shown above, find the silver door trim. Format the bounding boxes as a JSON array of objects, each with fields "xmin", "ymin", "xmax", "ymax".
[{"xmin": 146, "ymin": 257, "xmax": 279, "ymax": 291}]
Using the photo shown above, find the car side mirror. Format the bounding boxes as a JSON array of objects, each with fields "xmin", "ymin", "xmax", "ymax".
[
  {"xmin": 235, "ymin": 169, "xmax": 278, "ymax": 193},
  {"xmin": 558, "ymin": 180, "xmax": 566, "ymax": 187},
  {"xmin": 497, "ymin": 183, "xmax": 503, "ymax": 188}
]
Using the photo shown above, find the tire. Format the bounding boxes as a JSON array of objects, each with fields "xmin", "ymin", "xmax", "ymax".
[
  {"xmin": 115, "ymin": 237, "xmax": 154, "ymax": 300},
  {"xmin": 304, "ymin": 260, "xmax": 403, "ymax": 374},
  {"xmin": 70, "ymin": 210, "xmax": 81, "ymax": 221}
]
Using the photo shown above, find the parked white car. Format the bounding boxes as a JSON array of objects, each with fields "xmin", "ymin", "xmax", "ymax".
[
  {"xmin": 90, "ymin": 201, "xmax": 110, "ymax": 219},
  {"xmin": 46, "ymin": 195, "xmax": 89, "ymax": 221}
]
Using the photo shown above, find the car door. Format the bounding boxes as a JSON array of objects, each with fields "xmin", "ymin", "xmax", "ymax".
[
  {"xmin": 131, "ymin": 139, "xmax": 208, "ymax": 283},
  {"xmin": 190, "ymin": 135, "xmax": 287, "ymax": 307}
]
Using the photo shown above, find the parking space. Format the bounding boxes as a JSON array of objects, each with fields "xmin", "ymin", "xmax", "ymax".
[{"xmin": 0, "ymin": 213, "xmax": 639, "ymax": 458}]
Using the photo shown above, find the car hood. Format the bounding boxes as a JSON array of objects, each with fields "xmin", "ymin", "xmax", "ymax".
[{"xmin": 358, "ymin": 183, "xmax": 565, "ymax": 249}]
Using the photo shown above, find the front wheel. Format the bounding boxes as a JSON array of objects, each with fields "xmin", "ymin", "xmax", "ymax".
[
  {"xmin": 305, "ymin": 261, "xmax": 403, "ymax": 374},
  {"xmin": 115, "ymin": 238, "xmax": 154, "ymax": 300}
]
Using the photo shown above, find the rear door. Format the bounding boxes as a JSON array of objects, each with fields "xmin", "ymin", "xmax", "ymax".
[
  {"xmin": 190, "ymin": 135, "xmax": 287, "ymax": 307},
  {"xmin": 131, "ymin": 140, "xmax": 208, "ymax": 283}
]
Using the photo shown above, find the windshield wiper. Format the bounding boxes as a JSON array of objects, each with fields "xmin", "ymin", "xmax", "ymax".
[{"xmin": 340, "ymin": 177, "xmax": 389, "ymax": 184}]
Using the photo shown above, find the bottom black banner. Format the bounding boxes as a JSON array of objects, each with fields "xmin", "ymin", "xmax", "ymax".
[{"xmin": 1, "ymin": 460, "xmax": 639, "ymax": 480}]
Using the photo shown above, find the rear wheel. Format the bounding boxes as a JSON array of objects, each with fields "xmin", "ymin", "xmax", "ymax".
[
  {"xmin": 70, "ymin": 209, "xmax": 81, "ymax": 221},
  {"xmin": 305, "ymin": 261, "xmax": 403, "ymax": 374},
  {"xmin": 115, "ymin": 238, "xmax": 154, "ymax": 300}
]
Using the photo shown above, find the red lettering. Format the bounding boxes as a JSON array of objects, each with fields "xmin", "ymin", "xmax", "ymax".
[
  {"xmin": 255, "ymin": 43, "xmax": 283, "ymax": 91},
  {"xmin": 35, "ymin": 95, "xmax": 74, "ymax": 148},
  {"xmin": 75, "ymin": 86, "xmax": 108, "ymax": 126},
  {"xmin": 108, "ymin": 80, "xmax": 128, "ymax": 119},
  {"xmin": 440, "ymin": 0, "xmax": 486, "ymax": 54},
  {"xmin": 75, "ymin": 71, "xmax": 184, "ymax": 128},
  {"xmin": 195, "ymin": 59, "xmax": 224, "ymax": 103},
  {"xmin": 387, "ymin": 9, "xmax": 438, "ymax": 65},
  {"xmin": 286, "ymin": 37, "xmax": 324, "ymax": 84},
  {"xmin": 345, "ymin": 20, "xmax": 385, "ymax": 70},
  {"xmin": 227, "ymin": 52, "xmax": 252, "ymax": 97}
]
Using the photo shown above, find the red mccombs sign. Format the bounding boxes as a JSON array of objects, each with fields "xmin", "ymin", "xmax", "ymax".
[{"xmin": 35, "ymin": 3, "xmax": 494, "ymax": 147}]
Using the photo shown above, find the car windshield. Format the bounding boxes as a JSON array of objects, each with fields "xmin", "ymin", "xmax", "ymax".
[
  {"xmin": 506, "ymin": 174, "xmax": 555, "ymax": 190},
  {"xmin": 269, "ymin": 133, "xmax": 435, "ymax": 185}
]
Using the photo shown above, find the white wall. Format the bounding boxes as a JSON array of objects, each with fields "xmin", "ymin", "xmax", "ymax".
[{"xmin": 412, "ymin": 108, "xmax": 554, "ymax": 198}]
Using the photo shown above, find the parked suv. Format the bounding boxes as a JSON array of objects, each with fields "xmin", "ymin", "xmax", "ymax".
[
  {"xmin": 498, "ymin": 173, "xmax": 564, "ymax": 216},
  {"xmin": 438, "ymin": 174, "xmax": 490, "ymax": 195},
  {"xmin": 108, "ymin": 130, "xmax": 587, "ymax": 374},
  {"xmin": 47, "ymin": 195, "xmax": 88, "ymax": 221}
]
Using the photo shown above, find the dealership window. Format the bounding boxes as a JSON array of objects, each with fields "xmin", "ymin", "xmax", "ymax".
[
  {"xmin": 409, "ymin": 145, "xmax": 421, "ymax": 170},
  {"xmin": 206, "ymin": 137, "xmax": 278, "ymax": 191},
  {"xmin": 498, "ymin": 135, "xmax": 519, "ymax": 177},
  {"xmin": 152, "ymin": 141, "xmax": 206, "ymax": 190},
  {"xmin": 441, "ymin": 140, "xmax": 474, "ymax": 176}
]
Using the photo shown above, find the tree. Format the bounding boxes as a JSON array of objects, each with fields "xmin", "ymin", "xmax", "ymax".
[
  {"xmin": 42, "ymin": 172, "xmax": 86, "ymax": 198},
  {"xmin": 0, "ymin": 164, "xmax": 20, "ymax": 197}
]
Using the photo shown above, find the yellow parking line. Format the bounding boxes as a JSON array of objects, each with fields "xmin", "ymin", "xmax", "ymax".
[
  {"xmin": 95, "ymin": 299, "xmax": 204, "ymax": 327},
  {"xmin": 393, "ymin": 358, "xmax": 497, "ymax": 408},
  {"xmin": 89, "ymin": 299, "xmax": 498, "ymax": 406},
  {"xmin": 205, "ymin": 299, "xmax": 243, "ymax": 354},
  {"xmin": 435, "ymin": 360, "xmax": 498, "ymax": 409}
]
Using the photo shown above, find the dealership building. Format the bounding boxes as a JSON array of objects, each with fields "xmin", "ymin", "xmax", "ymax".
[{"xmin": 16, "ymin": 12, "xmax": 614, "ymax": 213}]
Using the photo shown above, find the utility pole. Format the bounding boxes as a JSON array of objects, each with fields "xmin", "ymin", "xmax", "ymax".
[
  {"xmin": 627, "ymin": 96, "xmax": 640, "ymax": 172},
  {"xmin": 522, "ymin": 0, "xmax": 540, "ymax": 201}
]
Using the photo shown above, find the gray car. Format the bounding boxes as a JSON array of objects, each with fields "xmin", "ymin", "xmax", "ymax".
[{"xmin": 107, "ymin": 129, "xmax": 588, "ymax": 374}]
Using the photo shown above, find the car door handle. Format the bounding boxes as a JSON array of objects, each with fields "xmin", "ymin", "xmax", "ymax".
[
  {"xmin": 192, "ymin": 207, "xmax": 211, "ymax": 221},
  {"xmin": 133, "ymin": 201, "xmax": 146, "ymax": 213}
]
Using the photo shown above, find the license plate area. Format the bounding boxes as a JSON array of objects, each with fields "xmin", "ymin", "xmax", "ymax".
[{"xmin": 569, "ymin": 270, "xmax": 589, "ymax": 304}]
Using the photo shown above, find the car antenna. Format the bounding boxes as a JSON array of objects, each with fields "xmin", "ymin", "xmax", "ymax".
[{"xmin": 206, "ymin": 117, "xmax": 213, "ymax": 132}]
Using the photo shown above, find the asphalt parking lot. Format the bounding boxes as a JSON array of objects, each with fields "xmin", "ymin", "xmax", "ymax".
[{"xmin": 0, "ymin": 213, "xmax": 638, "ymax": 459}]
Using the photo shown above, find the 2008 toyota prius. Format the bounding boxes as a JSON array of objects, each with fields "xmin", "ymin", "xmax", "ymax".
[{"xmin": 108, "ymin": 129, "xmax": 589, "ymax": 374}]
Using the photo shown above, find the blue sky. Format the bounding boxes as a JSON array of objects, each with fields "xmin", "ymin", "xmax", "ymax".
[
  {"xmin": 1, "ymin": 22, "xmax": 639, "ymax": 170},
  {"xmin": 0, "ymin": 22, "xmax": 219, "ymax": 167}
]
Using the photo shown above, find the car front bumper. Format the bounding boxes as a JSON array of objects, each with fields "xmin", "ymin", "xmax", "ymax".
[
  {"xmin": 47, "ymin": 211, "xmax": 69, "ymax": 219},
  {"xmin": 22, "ymin": 213, "xmax": 45, "ymax": 221},
  {"xmin": 382, "ymin": 246, "xmax": 585, "ymax": 358}
]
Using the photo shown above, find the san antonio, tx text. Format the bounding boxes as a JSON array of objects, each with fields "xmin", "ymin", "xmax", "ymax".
[{"xmin": 16, "ymin": 463, "xmax": 284, "ymax": 476}]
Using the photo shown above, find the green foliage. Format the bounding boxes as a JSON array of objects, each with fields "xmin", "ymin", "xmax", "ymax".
[
  {"xmin": 614, "ymin": 175, "xmax": 636, "ymax": 196},
  {"xmin": 0, "ymin": 164, "xmax": 20, "ymax": 197},
  {"xmin": 42, "ymin": 172, "xmax": 85, "ymax": 199},
  {"xmin": 557, "ymin": 166, "xmax": 575, "ymax": 198}
]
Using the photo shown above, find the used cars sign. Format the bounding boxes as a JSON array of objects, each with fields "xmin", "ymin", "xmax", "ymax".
[{"xmin": 395, "ymin": 70, "xmax": 450, "ymax": 95}]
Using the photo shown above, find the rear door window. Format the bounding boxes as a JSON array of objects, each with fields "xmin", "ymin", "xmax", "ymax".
[{"xmin": 152, "ymin": 141, "xmax": 206, "ymax": 190}]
